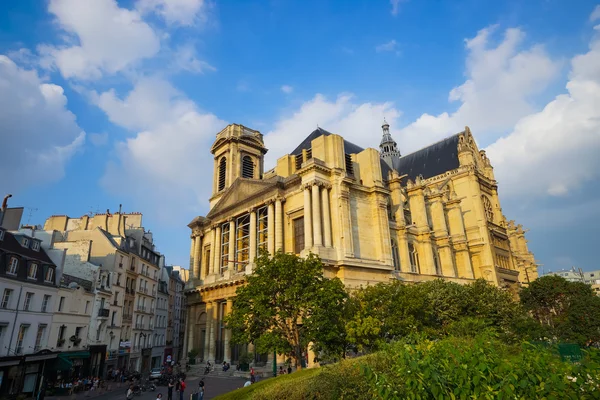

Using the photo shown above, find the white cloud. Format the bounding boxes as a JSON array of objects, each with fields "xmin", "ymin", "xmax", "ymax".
[
  {"xmin": 264, "ymin": 93, "xmax": 401, "ymax": 168},
  {"xmin": 399, "ymin": 26, "xmax": 560, "ymax": 151},
  {"xmin": 590, "ymin": 5, "xmax": 600, "ymax": 22},
  {"xmin": 99, "ymin": 77, "xmax": 225, "ymax": 222},
  {"xmin": 0, "ymin": 55, "xmax": 85, "ymax": 191},
  {"xmin": 376, "ymin": 39, "xmax": 400, "ymax": 54},
  {"xmin": 171, "ymin": 44, "xmax": 216, "ymax": 74},
  {"xmin": 39, "ymin": 0, "xmax": 160, "ymax": 80},
  {"xmin": 281, "ymin": 85, "xmax": 294, "ymax": 94},
  {"xmin": 136, "ymin": 0, "xmax": 207, "ymax": 26},
  {"xmin": 486, "ymin": 22, "xmax": 600, "ymax": 198},
  {"xmin": 89, "ymin": 132, "xmax": 109, "ymax": 146},
  {"xmin": 390, "ymin": 0, "xmax": 407, "ymax": 16}
]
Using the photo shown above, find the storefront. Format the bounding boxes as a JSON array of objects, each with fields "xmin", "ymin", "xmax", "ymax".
[
  {"xmin": 0, "ymin": 350, "xmax": 58, "ymax": 397},
  {"xmin": 105, "ymin": 350, "xmax": 118, "ymax": 377},
  {"xmin": 88, "ymin": 345, "xmax": 107, "ymax": 378},
  {"xmin": 53, "ymin": 351, "xmax": 91, "ymax": 381},
  {"xmin": 141, "ymin": 348, "xmax": 152, "ymax": 373}
]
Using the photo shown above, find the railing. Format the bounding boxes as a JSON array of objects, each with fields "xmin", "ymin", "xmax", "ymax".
[
  {"xmin": 135, "ymin": 323, "xmax": 144, "ymax": 329},
  {"xmin": 123, "ymin": 314, "xmax": 132, "ymax": 321},
  {"xmin": 140, "ymin": 287, "xmax": 148, "ymax": 294},
  {"xmin": 136, "ymin": 305, "xmax": 146, "ymax": 312},
  {"xmin": 98, "ymin": 308, "xmax": 110, "ymax": 317},
  {"xmin": 113, "ymin": 300, "xmax": 119, "ymax": 306}
]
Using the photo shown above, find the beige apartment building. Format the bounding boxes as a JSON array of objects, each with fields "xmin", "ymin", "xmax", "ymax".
[{"xmin": 184, "ymin": 122, "xmax": 538, "ymax": 367}]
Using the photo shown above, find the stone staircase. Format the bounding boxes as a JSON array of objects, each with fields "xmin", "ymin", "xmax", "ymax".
[{"xmin": 188, "ymin": 363, "xmax": 279, "ymax": 380}]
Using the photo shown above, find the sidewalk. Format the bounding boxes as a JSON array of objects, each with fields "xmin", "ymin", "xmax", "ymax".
[{"xmin": 45, "ymin": 381, "xmax": 129, "ymax": 400}]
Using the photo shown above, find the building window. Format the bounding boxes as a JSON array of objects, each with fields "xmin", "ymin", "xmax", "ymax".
[
  {"xmin": 218, "ymin": 157, "xmax": 227, "ymax": 191},
  {"xmin": 24, "ymin": 292, "xmax": 34, "ymax": 311},
  {"xmin": 391, "ymin": 240, "xmax": 400, "ymax": 271},
  {"xmin": 22, "ymin": 238, "xmax": 30, "ymax": 248},
  {"xmin": 345, "ymin": 153, "xmax": 354, "ymax": 176},
  {"xmin": 7, "ymin": 257, "xmax": 18, "ymax": 275},
  {"xmin": 1, "ymin": 289, "xmax": 12, "ymax": 309},
  {"xmin": 256, "ymin": 206, "xmax": 268, "ymax": 253},
  {"xmin": 408, "ymin": 243, "xmax": 419, "ymax": 273},
  {"xmin": 483, "ymin": 196, "xmax": 494, "ymax": 222},
  {"xmin": 0, "ymin": 229, "xmax": 4, "ymax": 241},
  {"xmin": 57, "ymin": 325, "xmax": 66, "ymax": 347},
  {"xmin": 41, "ymin": 295, "xmax": 50, "ymax": 312},
  {"xmin": 58, "ymin": 296, "xmax": 65, "ymax": 312},
  {"xmin": 235, "ymin": 214, "xmax": 250, "ymax": 271},
  {"xmin": 295, "ymin": 154, "xmax": 303, "ymax": 170},
  {"xmin": 293, "ymin": 217, "xmax": 305, "ymax": 254},
  {"xmin": 35, "ymin": 324, "xmax": 46, "ymax": 351},
  {"xmin": 204, "ymin": 248, "xmax": 211, "ymax": 277},
  {"xmin": 26, "ymin": 263, "xmax": 38, "ymax": 280},
  {"xmin": 16, "ymin": 324, "xmax": 29, "ymax": 354},
  {"xmin": 433, "ymin": 250, "xmax": 442, "ymax": 275},
  {"xmin": 44, "ymin": 267, "xmax": 54, "ymax": 283},
  {"xmin": 241, "ymin": 155, "xmax": 254, "ymax": 179},
  {"xmin": 32, "ymin": 241, "xmax": 40, "ymax": 251},
  {"xmin": 220, "ymin": 222, "xmax": 230, "ymax": 274}
]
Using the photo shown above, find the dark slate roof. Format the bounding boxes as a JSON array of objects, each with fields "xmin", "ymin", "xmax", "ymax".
[
  {"xmin": 392, "ymin": 134, "xmax": 461, "ymax": 182},
  {"xmin": 61, "ymin": 273, "xmax": 94, "ymax": 292},
  {"xmin": 291, "ymin": 128, "xmax": 364, "ymax": 156},
  {"xmin": 99, "ymin": 228, "xmax": 121, "ymax": 249},
  {"xmin": 0, "ymin": 231, "xmax": 55, "ymax": 265}
]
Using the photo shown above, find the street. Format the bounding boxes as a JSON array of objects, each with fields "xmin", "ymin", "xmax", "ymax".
[{"xmin": 46, "ymin": 376, "xmax": 248, "ymax": 400}]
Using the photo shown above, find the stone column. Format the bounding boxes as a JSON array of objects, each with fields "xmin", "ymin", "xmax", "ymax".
[
  {"xmin": 209, "ymin": 228, "xmax": 216, "ymax": 276},
  {"xmin": 208, "ymin": 302, "xmax": 217, "ymax": 362},
  {"xmin": 397, "ymin": 228, "xmax": 410, "ymax": 272},
  {"xmin": 213, "ymin": 226, "xmax": 221, "ymax": 275},
  {"xmin": 275, "ymin": 198, "xmax": 283, "ymax": 252},
  {"xmin": 429, "ymin": 193, "xmax": 455, "ymax": 277},
  {"xmin": 267, "ymin": 202, "xmax": 275, "ymax": 255},
  {"xmin": 228, "ymin": 219, "xmax": 235, "ymax": 272},
  {"xmin": 311, "ymin": 184, "xmax": 322, "ymax": 246},
  {"xmin": 204, "ymin": 302, "xmax": 213, "ymax": 361},
  {"xmin": 338, "ymin": 188, "xmax": 354, "ymax": 257},
  {"xmin": 183, "ymin": 305, "xmax": 191, "ymax": 357},
  {"xmin": 375, "ymin": 195, "xmax": 392, "ymax": 265},
  {"xmin": 194, "ymin": 235, "xmax": 202, "ymax": 279},
  {"xmin": 249, "ymin": 209, "xmax": 257, "ymax": 263},
  {"xmin": 303, "ymin": 186, "xmax": 313, "ymax": 249},
  {"xmin": 189, "ymin": 236, "xmax": 195, "ymax": 270},
  {"xmin": 321, "ymin": 187, "xmax": 332, "ymax": 247},
  {"xmin": 223, "ymin": 298, "xmax": 234, "ymax": 362},
  {"xmin": 446, "ymin": 198, "xmax": 474, "ymax": 279}
]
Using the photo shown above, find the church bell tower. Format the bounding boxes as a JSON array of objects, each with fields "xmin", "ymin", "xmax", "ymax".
[{"xmin": 379, "ymin": 119, "xmax": 401, "ymax": 170}]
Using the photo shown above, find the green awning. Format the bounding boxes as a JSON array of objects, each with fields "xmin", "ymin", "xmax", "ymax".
[
  {"xmin": 55, "ymin": 355, "xmax": 73, "ymax": 371},
  {"xmin": 63, "ymin": 351, "xmax": 90, "ymax": 359}
]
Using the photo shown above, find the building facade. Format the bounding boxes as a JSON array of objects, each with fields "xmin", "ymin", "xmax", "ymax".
[
  {"xmin": 152, "ymin": 276, "xmax": 169, "ymax": 369},
  {"xmin": 0, "ymin": 227, "xmax": 59, "ymax": 397},
  {"xmin": 184, "ymin": 123, "xmax": 538, "ymax": 367}
]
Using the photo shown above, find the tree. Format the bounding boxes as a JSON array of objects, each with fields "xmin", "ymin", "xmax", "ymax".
[
  {"xmin": 225, "ymin": 251, "xmax": 349, "ymax": 368},
  {"xmin": 520, "ymin": 275, "xmax": 600, "ymax": 345}
]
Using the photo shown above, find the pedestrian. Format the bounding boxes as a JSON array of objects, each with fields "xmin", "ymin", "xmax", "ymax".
[
  {"xmin": 126, "ymin": 384, "xmax": 134, "ymax": 400},
  {"xmin": 156, "ymin": 394, "xmax": 163, "ymax": 400},
  {"xmin": 178, "ymin": 378, "xmax": 186, "ymax": 400},
  {"xmin": 167, "ymin": 378, "xmax": 174, "ymax": 400},
  {"xmin": 287, "ymin": 365, "xmax": 292, "ymax": 374},
  {"xmin": 198, "ymin": 379, "xmax": 205, "ymax": 400}
]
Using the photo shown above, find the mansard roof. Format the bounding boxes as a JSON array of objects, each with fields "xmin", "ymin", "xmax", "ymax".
[
  {"xmin": 291, "ymin": 128, "xmax": 364, "ymax": 156},
  {"xmin": 0, "ymin": 231, "xmax": 55, "ymax": 265}
]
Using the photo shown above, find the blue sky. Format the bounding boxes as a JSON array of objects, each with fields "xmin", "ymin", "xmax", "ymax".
[{"xmin": 1, "ymin": 0, "xmax": 599, "ymax": 273}]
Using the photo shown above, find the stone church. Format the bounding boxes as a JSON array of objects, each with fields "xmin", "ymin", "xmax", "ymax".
[{"xmin": 183, "ymin": 122, "xmax": 537, "ymax": 367}]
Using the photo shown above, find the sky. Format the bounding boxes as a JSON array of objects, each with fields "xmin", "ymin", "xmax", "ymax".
[{"xmin": 1, "ymin": 0, "xmax": 599, "ymax": 273}]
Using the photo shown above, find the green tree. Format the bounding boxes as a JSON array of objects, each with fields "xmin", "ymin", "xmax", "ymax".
[
  {"xmin": 225, "ymin": 251, "xmax": 349, "ymax": 368},
  {"xmin": 520, "ymin": 275, "xmax": 600, "ymax": 345}
]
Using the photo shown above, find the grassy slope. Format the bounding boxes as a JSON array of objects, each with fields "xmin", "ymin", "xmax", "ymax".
[{"xmin": 213, "ymin": 368, "xmax": 322, "ymax": 400}]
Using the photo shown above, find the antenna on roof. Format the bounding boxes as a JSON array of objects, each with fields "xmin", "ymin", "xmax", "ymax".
[{"xmin": 25, "ymin": 207, "xmax": 38, "ymax": 225}]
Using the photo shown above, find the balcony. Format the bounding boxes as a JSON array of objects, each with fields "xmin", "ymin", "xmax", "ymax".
[
  {"xmin": 140, "ymin": 287, "xmax": 148, "ymax": 294},
  {"xmin": 136, "ymin": 305, "xmax": 146, "ymax": 313},
  {"xmin": 123, "ymin": 313, "xmax": 132, "ymax": 321},
  {"xmin": 98, "ymin": 308, "xmax": 110, "ymax": 318},
  {"xmin": 113, "ymin": 300, "xmax": 119, "ymax": 306},
  {"xmin": 135, "ymin": 323, "xmax": 144, "ymax": 329}
]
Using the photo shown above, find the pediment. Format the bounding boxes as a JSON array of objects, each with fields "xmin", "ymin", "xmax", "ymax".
[{"xmin": 206, "ymin": 178, "xmax": 282, "ymax": 220}]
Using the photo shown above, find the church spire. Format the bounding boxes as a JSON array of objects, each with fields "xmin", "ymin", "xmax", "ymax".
[{"xmin": 379, "ymin": 119, "xmax": 401, "ymax": 170}]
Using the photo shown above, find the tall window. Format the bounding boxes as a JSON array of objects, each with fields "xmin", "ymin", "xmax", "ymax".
[
  {"xmin": 483, "ymin": 196, "xmax": 494, "ymax": 222},
  {"xmin": 28, "ymin": 263, "xmax": 38, "ymax": 279},
  {"xmin": 35, "ymin": 324, "xmax": 46, "ymax": 351},
  {"xmin": 1, "ymin": 289, "xmax": 12, "ymax": 309},
  {"xmin": 16, "ymin": 325, "xmax": 29, "ymax": 354},
  {"xmin": 218, "ymin": 157, "xmax": 227, "ymax": 191},
  {"xmin": 433, "ymin": 250, "xmax": 442, "ymax": 275},
  {"xmin": 57, "ymin": 325, "xmax": 66, "ymax": 347},
  {"xmin": 408, "ymin": 243, "xmax": 419, "ymax": 273},
  {"xmin": 204, "ymin": 248, "xmax": 211, "ymax": 277},
  {"xmin": 44, "ymin": 267, "xmax": 54, "ymax": 283},
  {"xmin": 58, "ymin": 296, "xmax": 65, "ymax": 312},
  {"xmin": 293, "ymin": 217, "xmax": 305, "ymax": 254},
  {"xmin": 257, "ymin": 206, "xmax": 268, "ymax": 253},
  {"xmin": 235, "ymin": 214, "xmax": 250, "ymax": 271},
  {"xmin": 7, "ymin": 257, "xmax": 18, "ymax": 275},
  {"xmin": 241, "ymin": 155, "xmax": 254, "ymax": 179},
  {"xmin": 24, "ymin": 292, "xmax": 34, "ymax": 311},
  {"xmin": 345, "ymin": 153, "xmax": 354, "ymax": 176},
  {"xmin": 41, "ymin": 295, "xmax": 50, "ymax": 312},
  {"xmin": 391, "ymin": 240, "xmax": 400, "ymax": 271},
  {"xmin": 220, "ymin": 222, "xmax": 230, "ymax": 274}
]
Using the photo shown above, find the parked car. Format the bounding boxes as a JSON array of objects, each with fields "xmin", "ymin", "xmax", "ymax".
[{"xmin": 149, "ymin": 368, "xmax": 162, "ymax": 380}]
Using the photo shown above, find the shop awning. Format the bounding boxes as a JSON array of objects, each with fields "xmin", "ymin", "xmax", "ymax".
[
  {"xmin": 55, "ymin": 355, "xmax": 73, "ymax": 371},
  {"xmin": 63, "ymin": 351, "xmax": 90, "ymax": 359}
]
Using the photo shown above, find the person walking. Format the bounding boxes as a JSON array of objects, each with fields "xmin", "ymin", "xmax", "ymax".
[
  {"xmin": 198, "ymin": 379, "xmax": 205, "ymax": 400},
  {"xmin": 167, "ymin": 378, "xmax": 174, "ymax": 400},
  {"xmin": 178, "ymin": 378, "xmax": 186, "ymax": 400}
]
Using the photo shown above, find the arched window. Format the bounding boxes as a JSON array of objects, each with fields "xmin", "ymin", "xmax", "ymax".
[
  {"xmin": 408, "ymin": 243, "xmax": 419, "ymax": 273},
  {"xmin": 482, "ymin": 196, "xmax": 493, "ymax": 222},
  {"xmin": 242, "ymin": 155, "xmax": 254, "ymax": 179},
  {"xmin": 391, "ymin": 240, "xmax": 400, "ymax": 271},
  {"xmin": 218, "ymin": 158, "xmax": 227, "ymax": 191}
]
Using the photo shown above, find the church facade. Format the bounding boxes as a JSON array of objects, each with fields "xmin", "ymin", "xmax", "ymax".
[{"xmin": 183, "ymin": 122, "xmax": 537, "ymax": 366}]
